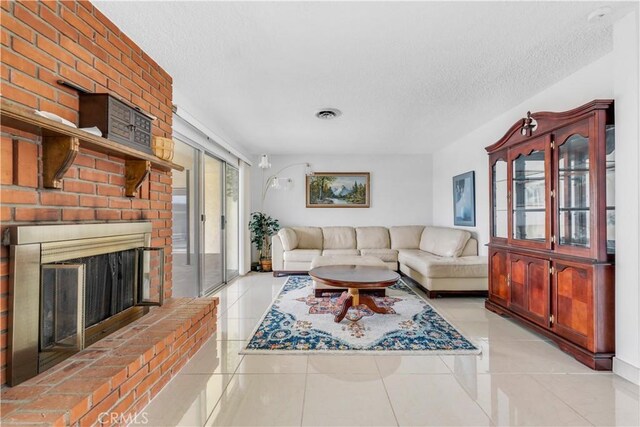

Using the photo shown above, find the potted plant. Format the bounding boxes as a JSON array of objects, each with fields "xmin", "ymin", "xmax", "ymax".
[{"xmin": 249, "ymin": 212, "xmax": 280, "ymax": 272}]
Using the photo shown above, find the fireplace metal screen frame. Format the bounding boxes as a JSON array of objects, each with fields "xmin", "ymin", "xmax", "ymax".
[{"xmin": 5, "ymin": 222, "xmax": 153, "ymax": 386}]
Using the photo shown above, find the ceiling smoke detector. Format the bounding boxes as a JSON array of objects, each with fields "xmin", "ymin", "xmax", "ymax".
[{"xmin": 316, "ymin": 109, "xmax": 342, "ymax": 120}]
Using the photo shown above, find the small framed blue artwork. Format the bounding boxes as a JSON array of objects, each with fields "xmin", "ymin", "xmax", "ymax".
[{"xmin": 453, "ymin": 171, "xmax": 476, "ymax": 226}]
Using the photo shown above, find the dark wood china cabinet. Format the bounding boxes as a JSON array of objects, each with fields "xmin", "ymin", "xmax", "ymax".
[{"xmin": 485, "ymin": 100, "xmax": 615, "ymax": 370}]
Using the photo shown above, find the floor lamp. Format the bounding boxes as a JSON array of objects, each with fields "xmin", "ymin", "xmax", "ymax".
[{"xmin": 259, "ymin": 154, "xmax": 312, "ymax": 210}]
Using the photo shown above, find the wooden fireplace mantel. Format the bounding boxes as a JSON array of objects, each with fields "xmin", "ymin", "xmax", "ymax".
[{"xmin": 0, "ymin": 99, "xmax": 183, "ymax": 197}]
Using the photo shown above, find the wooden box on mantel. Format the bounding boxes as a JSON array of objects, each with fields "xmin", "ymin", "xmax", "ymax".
[{"xmin": 79, "ymin": 93, "xmax": 154, "ymax": 155}]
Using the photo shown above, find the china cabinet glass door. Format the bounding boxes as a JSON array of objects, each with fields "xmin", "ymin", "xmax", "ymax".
[
  {"xmin": 557, "ymin": 133, "xmax": 590, "ymax": 248},
  {"xmin": 605, "ymin": 125, "xmax": 615, "ymax": 254},
  {"xmin": 510, "ymin": 139, "xmax": 549, "ymax": 247},
  {"xmin": 492, "ymin": 157, "xmax": 508, "ymax": 239}
]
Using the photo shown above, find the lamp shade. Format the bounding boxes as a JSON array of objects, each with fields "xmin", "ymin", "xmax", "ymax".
[
  {"xmin": 271, "ymin": 177, "xmax": 292, "ymax": 190},
  {"xmin": 258, "ymin": 154, "xmax": 271, "ymax": 169}
]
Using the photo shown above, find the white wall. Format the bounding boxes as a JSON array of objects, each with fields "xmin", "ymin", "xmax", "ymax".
[
  {"xmin": 431, "ymin": 52, "xmax": 614, "ymax": 254},
  {"xmin": 251, "ymin": 154, "xmax": 433, "ymax": 228},
  {"xmin": 612, "ymin": 10, "xmax": 640, "ymax": 385},
  {"xmin": 431, "ymin": 10, "xmax": 639, "ymax": 384}
]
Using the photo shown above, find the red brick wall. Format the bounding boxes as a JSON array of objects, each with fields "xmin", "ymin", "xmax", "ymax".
[{"xmin": 0, "ymin": 0, "xmax": 175, "ymax": 386}]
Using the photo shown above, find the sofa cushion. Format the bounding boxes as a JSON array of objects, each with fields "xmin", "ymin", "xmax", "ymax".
[
  {"xmin": 322, "ymin": 227, "xmax": 356, "ymax": 249},
  {"xmin": 421, "ymin": 256, "xmax": 488, "ymax": 278},
  {"xmin": 322, "ymin": 249, "xmax": 360, "ymax": 256},
  {"xmin": 389, "ymin": 226, "xmax": 425, "ymax": 249},
  {"xmin": 283, "ymin": 249, "xmax": 322, "ymax": 262},
  {"xmin": 292, "ymin": 227, "xmax": 323, "ymax": 249},
  {"xmin": 278, "ymin": 228, "xmax": 298, "ymax": 251},
  {"xmin": 360, "ymin": 248, "xmax": 398, "ymax": 263},
  {"xmin": 461, "ymin": 238, "xmax": 478, "ymax": 257},
  {"xmin": 397, "ymin": 249, "xmax": 426, "ymax": 267},
  {"xmin": 419, "ymin": 226, "xmax": 471, "ymax": 257},
  {"xmin": 356, "ymin": 227, "xmax": 390, "ymax": 249}
]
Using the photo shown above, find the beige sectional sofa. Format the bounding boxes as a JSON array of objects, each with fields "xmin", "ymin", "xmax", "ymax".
[{"xmin": 272, "ymin": 225, "xmax": 488, "ymax": 297}]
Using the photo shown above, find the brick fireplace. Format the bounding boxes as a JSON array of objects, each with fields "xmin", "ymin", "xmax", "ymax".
[{"xmin": 0, "ymin": 1, "xmax": 217, "ymax": 424}]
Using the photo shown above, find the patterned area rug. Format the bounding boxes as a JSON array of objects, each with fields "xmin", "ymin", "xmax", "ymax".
[{"xmin": 241, "ymin": 276, "xmax": 480, "ymax": 355}]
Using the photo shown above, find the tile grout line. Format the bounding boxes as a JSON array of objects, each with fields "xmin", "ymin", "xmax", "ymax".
[
  {"xmin": 201, "ymin": 345, "xmax": 246, "ymax": 426},
  {"xmin": 200, "ymin": 281, "xmax": 251, "ymax": 426},
  {"xmin": 458, "ymin": 373, "xmax": 495, "ymax": 426},
  {"xmin": 375, "ymin": 357, "xmax": 401, "ymax": 427},
  {"xmin": 527, "ymin": 373, "xmax": 598, "ymax": 426},
  {"xmin": 298, "ymin": 357, "xmax": 310, "ymax": 426},
  {"xmin": 212, "ymin": 280, "xmax": 253, "ymax": 316},
  {"xmin": 204, "ymin": 277, "xmax": 279, "ymax": 425}
]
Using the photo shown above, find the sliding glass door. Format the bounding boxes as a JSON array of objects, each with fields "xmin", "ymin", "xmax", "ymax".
[
  {"xmin": 171, "ymin": 140, "xmax": 199, "ymax": 297},
  {"xmin": 225, "ymin": 165, "xmax": 240, "ymax": 280},
  {"xmin": 202, "ymin": 154, "xmax": 224, "ymax": 294},
  {"xmin": 171, "ymin": 140, "xmax": 240, "ymax": 297}
]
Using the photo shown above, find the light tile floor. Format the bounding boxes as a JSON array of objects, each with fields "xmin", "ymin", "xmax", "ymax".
[{"xmin": 136, "ymin": 273, "xmax": 639, "ymax": 426}]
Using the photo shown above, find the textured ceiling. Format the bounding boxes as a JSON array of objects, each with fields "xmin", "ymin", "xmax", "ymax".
[{"xmin": 95, "ymin": 1, "xmax": 636, "ymax": 155}]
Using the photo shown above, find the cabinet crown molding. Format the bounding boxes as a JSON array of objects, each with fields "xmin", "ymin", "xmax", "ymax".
[{"xmin": 485, "ymin": 99, "xmax": 614, "ymax": 153}]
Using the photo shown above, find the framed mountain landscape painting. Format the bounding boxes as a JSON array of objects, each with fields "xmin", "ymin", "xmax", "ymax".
[{"xmin": 306, "ymin": 172, "xmax": 370, "ymax": 208}]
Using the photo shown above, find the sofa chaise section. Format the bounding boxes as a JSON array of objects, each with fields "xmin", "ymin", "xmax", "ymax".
[{"xmin": 392, "ymin": 225, "xmax": 487, "ymax": 297}]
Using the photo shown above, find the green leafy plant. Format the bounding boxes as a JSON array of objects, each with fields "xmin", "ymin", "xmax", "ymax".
[{"xmin": 249, "ymin": 212, "xmax": 280, "ymax": 260}]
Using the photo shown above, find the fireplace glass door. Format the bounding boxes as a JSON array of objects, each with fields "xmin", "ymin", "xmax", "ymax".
[
  {"xmin": 136, "ymin": 247, "xmax": 165, "ymax": 305},
  {"xmin": 40, "ymin": 248, "xmax": 160, "ymax": 353},
  {"xmin": 40, "ymin": 264, "xmax": 85, "ymax": 352}
]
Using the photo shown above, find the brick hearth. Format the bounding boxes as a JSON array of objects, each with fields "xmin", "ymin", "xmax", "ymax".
[
  {"xmin": 0, "ymin": 298, "xmax": 218, "ymax": 426},
  {"xmin": 0, "ymin": 0, "xmax": 217, "ymax": 423}
]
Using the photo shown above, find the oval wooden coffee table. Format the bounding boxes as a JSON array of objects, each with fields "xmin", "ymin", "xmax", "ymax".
[{"xmin": 308, "ymin": 265, "xmax": 400, "ymax": 323}]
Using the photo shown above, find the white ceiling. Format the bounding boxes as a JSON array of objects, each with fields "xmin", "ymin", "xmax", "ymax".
[{"xmin": 95, "ymin": 1, "xmax": 636, "ymax": 155}]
